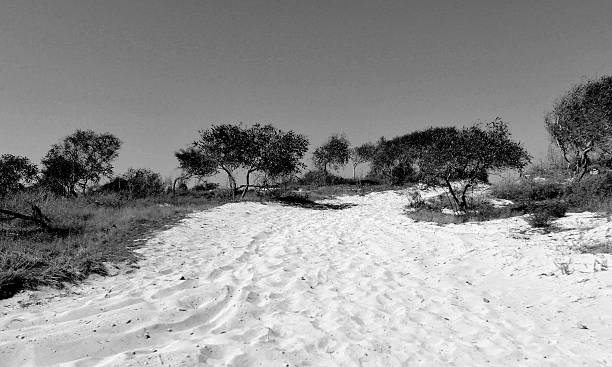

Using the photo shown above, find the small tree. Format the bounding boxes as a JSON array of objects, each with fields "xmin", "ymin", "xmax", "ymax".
[
  {"xmin": 312, "ymin": 134, "xmax": 351, "ymax": 174},
  {"xmin": 0, "ymin": 154, "xmax": 38, "ymax": 197},
  {"xmin": 239, "ymin": 124, "xmax": 309, "ymax": 198},
  {"xmin": 419, "ymin": 119, "xmax": 530, "ymax": 210},
  {"xmin": 189, "ymin": 124, "xmax": 247, "ymax": 195},
  {"xmin": 545, "ymin": 75, "xmax": 612, "ymax": 180},
  {"xmin": 174, "ymin": 147, "xmax": 218, "ymax": 194},
  {"xmin": 350, "ymin": 142, "xmax": 377, "ymax": 180},
  {"xmin": 181, "ymin": 123, "xmax": 309, "ymax": 198},
  {"xmin": 40, "ymin": 130, "xmax": 121, "ymax": 196},
  {"xmin": 122, "ymin": 168, "xmax": 164, "ymax": 198}
]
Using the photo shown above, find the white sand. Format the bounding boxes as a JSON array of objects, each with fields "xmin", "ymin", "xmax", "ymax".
[{"xmin": 1, "ymin": 190, "xmax": 612, "ymax": 366}]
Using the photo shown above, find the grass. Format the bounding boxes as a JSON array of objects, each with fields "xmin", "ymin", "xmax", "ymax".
[
  {"xmin": 264, "ymin": 190, "xmax": 357, "ymax": 210},
  {"xmin": 0, "ymin": 183, "xmax": 382, "ymax": 299},
  {"xmin": 404, "ymin": 191, "xmax": 522, "ymax": 225},
  {"xmin": 292, "ymin": 183, "xmax": 397, "ymax": 201},
  {"xmin": 0, "ymin": 190, "xmax": 233, "ymax": 299}
]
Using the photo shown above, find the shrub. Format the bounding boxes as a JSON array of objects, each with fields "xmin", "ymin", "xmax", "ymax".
[
  {"xmin": 405, "ymin": 192, "xmax": 521, "ymax": 224},
  {"xmin": 491, "ymin": 178, "xmax": 564, "ymax": 202},
  {"xmin": 40, "ymin": 130, "xmax": 122, "ymax": 196},
  {"xmin": 565, "ymin": 171, "xmax": 612, "ymax": 209},
  {"xmin": 528, "ymin": 181, "xmax": 565, "ymax": 201},
  {"xmin": 0, "ymin": 154, "xmax": 38, "ymax": 197},
  {"xmin": 525, "ymin": 200, "xmax": 568, "ymax": 228},
  {"xmin": 300, "ymin": 170, "xmax": 352, "ymax": 186},
  {"xmin": 192, "ymin": 182, "xmax": 220, "ymax": 191},
  {"xmin": 101, "ymin": 168, "xmax": 164, "ymax": 198}
]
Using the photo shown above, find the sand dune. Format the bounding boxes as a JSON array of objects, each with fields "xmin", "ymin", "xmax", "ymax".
[{"xmin": 1, "ymin": 190, "xmax": 612, "ymax": 366}]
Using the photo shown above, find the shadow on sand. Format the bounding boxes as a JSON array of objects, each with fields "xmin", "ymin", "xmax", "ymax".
[{"xmin": 273, "ymin": 196, "xmax": 356, "ymax": 210}]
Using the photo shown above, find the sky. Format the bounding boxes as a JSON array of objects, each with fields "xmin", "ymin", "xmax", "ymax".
[{"xmin": 1, "ymin": 0, "xmax": 612, "ymax": 179}]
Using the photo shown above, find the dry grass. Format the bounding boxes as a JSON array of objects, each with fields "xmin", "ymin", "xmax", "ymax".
[
  {"xmin": 0, "ymin": 190, "xmax": 233, "ymax": 299},
  {"xmin": 404, "ymin": 191, "xmax": 522, "ymax": 225}
]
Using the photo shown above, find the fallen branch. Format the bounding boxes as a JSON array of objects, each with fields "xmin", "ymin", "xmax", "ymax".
[{"xmin": 0, "ymin": 205, "xmax": 53, "ymax": 230}]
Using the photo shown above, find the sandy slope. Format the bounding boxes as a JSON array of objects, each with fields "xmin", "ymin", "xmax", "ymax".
[{"xmin": 1, "ymin": 190, "xmax": 612, "ymax": 366}]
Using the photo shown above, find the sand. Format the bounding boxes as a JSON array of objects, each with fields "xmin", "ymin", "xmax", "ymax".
[{"xmin": 1, "ymin": 190, "xmax": 612, "ymax": 366}]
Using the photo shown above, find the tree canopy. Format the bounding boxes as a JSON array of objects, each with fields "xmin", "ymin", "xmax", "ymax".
[
  {"xmin": 350, "ymin": 142, "xmax": 377, "ymax": 179},
  {"xmin": 369, "ymin": 119, "xmax": 529, "ymax": 209},
  {"xmin": 178, "ymin": 123, "xmax": 309, "ymax": 198},
  {"xmin": 417, "ymin": 119, "xmax": 530, "ymax": 210},
  {"xmin": 40, "ymin": 130, "xmax": 122, "ymax": 196},
  {"xmin": 0, "ymin": 154, "xmax": 38, "ymax": 197},
  {"xmin": 545, "ymin": 75, "xmax": 612, "ymax": 179},
  {"xmin": 312, "ymin": 134, "xmax": 351, "ymax": 174}
]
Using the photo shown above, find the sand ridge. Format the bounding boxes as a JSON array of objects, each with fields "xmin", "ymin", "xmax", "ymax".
[{"xmin": 1, "ymin": 190, "xmax": 612, "ymax": 366}]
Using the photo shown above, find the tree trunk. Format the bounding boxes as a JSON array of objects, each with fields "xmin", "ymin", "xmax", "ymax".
[
  {"xmin": 172, "ymin": 175, "xmax": 189, "ymax": 195},
  {"xmin": 576, "ymin": 145, "xmax": 593, "ymax": 182},
  {"xmin": 353, "ymin": 164, "xmax": 357, "ymax": 181},
  {"xmin": 460, "ymin": 182, "xmax": 473, "ymax": 211},
  {"xmin": 578, "ymin": 152, "xmax": 591, "ymax": 181},
  {"xmin": 444, "ymin": 177, "xmax": 461, "ymax": 211},
  {"xmin": 241, "ymin": 170, "xmax": 253, "ymax": 200},
  {"xmin": 220, "ymin": 166, "xmax": 237, "ymax": 198}
]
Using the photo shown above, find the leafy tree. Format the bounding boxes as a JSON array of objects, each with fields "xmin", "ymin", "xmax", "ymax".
[
  {"xmin": 545, "ymin": 75, "xmax": 612, "ymax": 180},
  {"xmin": 181, "ymin": 123, "xmax": 309, "ymax": 198},
  {"xmin": 122, "ymin": 168, "xmax": 164, "ymax": 198},
  {"xmin": 350, "ymin": 142, "xmax": 377, "ymax": 180},
  {"xmin": 418, "ymin": 119, "xmax": 530, "ymax": 210},
  {"xmin": 369, "ymin": 133, "xmax": 429, "ymax": 184},
  {"xmin": 174, "ymin": 147, "xmax": 218, "ymax": 194},
  {"xmin": 100, "ymin": 168, "xmax": 164, "ymax": 198},
  {"xmin": 0, "ymin": 154, "xmax": 38, "ymax": 197},
  {"xmin": 312, "ymin": 134, "xmax": 351, "ymax": 174},
  {"xmin": 239, "ymin": 124, "xmax": 309, "ymax": 198},
  {"xmin": 40, "ymin": 130, "xmax": 122, "ymax": 196}
]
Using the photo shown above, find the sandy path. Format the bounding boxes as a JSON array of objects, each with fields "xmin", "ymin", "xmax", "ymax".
[{"xmin": 1, "ymin": 191, "xmax": 612, "ymax": 366}]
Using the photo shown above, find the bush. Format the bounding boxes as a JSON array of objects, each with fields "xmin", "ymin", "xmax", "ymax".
[
  {"xmin": 404, "ymin": 192, "xmax": 521, "ymax": 224},
  {"xmin": 525, "ymin": 200, "xmax": 568, "ymax": 228},
  {"xmin": 192, "ymin": 182, "xmax": 220, "ymax": 191},
  {"xmin": 101, "ymin": 168, "xmax": 164, "ymax": 198},
  {"xmin": 491, "ymin": 178, "xmax": 564, "ymax": 202},
  {"xmin": 565, "ymin": 172, "xmax": 612, "ymax": 210},
  {"xmin": 300, "ymin": 170, "xmax": 352, "ymax": 186}
]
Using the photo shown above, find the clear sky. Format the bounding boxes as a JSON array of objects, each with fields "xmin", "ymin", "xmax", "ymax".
[{"xmin": 1, "ymin": 0, "xmax": 612, "ymax": 178}]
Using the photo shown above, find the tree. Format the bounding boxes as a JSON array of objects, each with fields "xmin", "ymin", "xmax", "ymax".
[
  {"xmin": 181, "ymin": 123, "xmax": 309, "ymax": 198},
  {"xmin": 545, "ymin": 75, "xmax": 612, "ymax": 180},
  {"xmin": 419, "ymin": 119, "xmax": 530, "ymax": 210},
  {"xmin": 0, "ymin": 154, "xmax": 38, "ymax": 197},
  {"xmin": 174, "ymin": 147, "xmax": 218, "ymax": 194},
  {"xmin": 350, "ymin": 142, "xmax": 377, "ymax": 180},
  {"xmin": 122, "ymin": 168, "xmax": 164, "ymax": 198},
  {"xmin": 312, "ymin": 134, "xmax": 351, "ymax": 174},
  {"xmin": 40, "ymin": 130, "xmax": 122, "ymax": 196},
  {"xmin": 239, "ymin": 124, "xmax": 309, "ymax": 198}
]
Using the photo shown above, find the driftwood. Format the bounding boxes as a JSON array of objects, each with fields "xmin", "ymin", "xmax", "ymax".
[{"xmin": 0, "ymin": 205, "xmax": 53, "ymax": 230}]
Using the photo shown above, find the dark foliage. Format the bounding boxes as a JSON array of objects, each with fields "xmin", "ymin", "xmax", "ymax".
[
  {"xmin": 40, "ymin": 130, "xmax": 122, "ymax": 196},
  {"xmin": 313, "ymin": 134, "xmax": 351, "ymax": 174},
  {"xmin": 180, "ymin": 124, "xmax": 309, "ymax": 198},
  {"xmin": 525, "ymin": 200, "xmax": 568, "ymax": 228},
  {"xmin": 0, "ymin": 154, "xmax": 38, "ymax": 197},
  {"xmin": 545, "ymin": 75, "xmax": 612, "ymax": 179}
]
